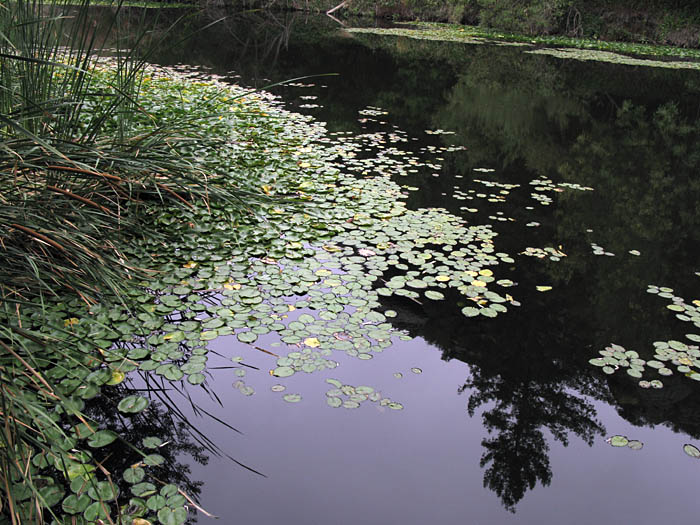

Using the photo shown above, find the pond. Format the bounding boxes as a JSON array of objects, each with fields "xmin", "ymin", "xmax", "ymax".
[{"xmin": 92, "ymin": 8, "xmax": 700, "ymax": 524}]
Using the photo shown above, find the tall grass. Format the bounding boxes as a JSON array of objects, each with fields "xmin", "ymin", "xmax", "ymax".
[
  {"xmin": 0, "ymin": 1, "xmax": 233, "ymax": 521},
  {"xmin": 0, "ymin": 0, "xmax": 236, "ymax": 304}
]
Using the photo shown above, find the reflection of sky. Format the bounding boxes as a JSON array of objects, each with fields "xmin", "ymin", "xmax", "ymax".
[
  {"xmin": 176, "ymin": 333, "xmax": 700, "ymax": 525},
  {"xmin": 134, "ymin": 14, "xmax": 700, "ymax": 522}
]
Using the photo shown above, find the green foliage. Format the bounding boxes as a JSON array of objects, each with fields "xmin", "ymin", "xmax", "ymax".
[
  {"xmin": 0, "ymin": 1, "xmax": 243, "ymax": 521},
  {"xmin": 477, "ymin": 0, "xmax": 573, "ymax": 35}
]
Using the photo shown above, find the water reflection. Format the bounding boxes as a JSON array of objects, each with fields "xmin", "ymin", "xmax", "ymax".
[
  {"xmin": 87, "ymin": 7, "xmax": 700, "ymax": 515},
  {"xmin": 80, "ymin": 381, "xmax": 208, "ymax": 521}
]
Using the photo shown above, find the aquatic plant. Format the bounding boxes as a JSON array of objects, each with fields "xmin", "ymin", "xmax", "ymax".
[
  {"xmin": 346, "ymin": 23, "xmax": 700, "ymax": 62},
  {"xmin": 0, "ymin": 1, "xmax": 247, "ymax": 520}
]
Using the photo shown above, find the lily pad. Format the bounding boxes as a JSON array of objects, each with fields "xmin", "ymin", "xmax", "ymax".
[
  {"xmin": 117, "ymin": 395, "xmax": 149, "ymax": 414},
  {"xmin": 87, "ymin": 430, "xmax": 118, "ymax": 448},
  {"xmin": 157, "ymin": 506, "xmax": 188, "ymax": 525},
  {"xmin": 424, "ymin": 290, "xmax": 445, "ymax": 300},
  {"xmin": 283, "ymin": 393, "xmax": 302, "ymax": 403},
  {"xmin": 684, "ymin": 444, "xmax": 700, "ymax": 458},
  {"xmin": 608, "ymin": 435, "xmax": 629, "ymax": 447},
  {"xmin": 237, "ymin": 331, "xmax": 258, "ymax": 343},
  {"xmin": 272, "ymin": 366, "xmax": 295, "ymax": 378}
]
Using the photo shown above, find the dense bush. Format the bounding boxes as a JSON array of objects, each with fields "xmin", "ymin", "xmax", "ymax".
[
  {"xmin": 477, "ymin": 0, "xmax": 573, "ymax": 35},
  {"xmin": 220, "ymin": 0, "xmax": 700, "ymax": 47}
]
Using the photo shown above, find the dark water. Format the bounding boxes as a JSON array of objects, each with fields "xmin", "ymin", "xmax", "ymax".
[{"xmin": 115, "ymin": 9, "xmax": 700, "ymax": 524}]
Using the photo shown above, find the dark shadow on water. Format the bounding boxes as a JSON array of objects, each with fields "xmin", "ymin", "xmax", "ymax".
[{"xmin": 79, "ymin": 6, "xmax": 700, "ymax": 515}]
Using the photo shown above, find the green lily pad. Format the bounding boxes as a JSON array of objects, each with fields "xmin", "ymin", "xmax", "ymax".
[
  {"xmin": 627, "ymin": 440, "xmax": 643, "ymax": 450},
  {"xmin": 118, "ymin": 395, "xmax": 149, "ymax": 414},
  {"xmin": 273, "ymin": 366, "xmax": 295, "ymax": 378},
  {"xmin": 684, "ymin": 444, "xmax": 700, "ymax": 458},
  {"xmin": 62, "ymin": 493, "xmax": 91, "ymax": 514},
  {"xmin": 147, "ymin": 494, "xmax": 166, "ymax": 511},
  {"xmin": 237, "ymin": 331, "xmax": 258, "ymax": 343},
  {"xmin": 142, "ymin": 437, "xmax": 163, "ymax": 449},
  {"xmin": 131, "ymin": 482, "xmax": 157, "ymax": 498},
  {"xmin": 157, "ymin": 506, "xmax": 188, "ymax": 525},
  {"xmin": 283, "ymin": 393, "xmax": 302, "ymax": 403},
  {"xmin": 143, "ymin": 454, "xmax": 165, "ymax": 466},
  {"xmin": 187, "ymin": 373, "xmax": 206, "ymax": 385},
  {"xmin": 461, "ymin": 306, "xmax": 480, "ymax": 317},
  {"xmin": 123, "ymin": 467, "xmax": 145, "ymax": 484},
  {"xmin": 87, "ymin": 481, "xmax": 118, "ymax": 501},
  {"xmin": 608, "ymin": 435, "xmax": 629, "ymax": 447},
  {"xmin": 84, "ymin": 501, "xmax": 110, "ymax": 522},
  {"xmin": 87, "ymin": 430, "xmax": 118, "ymax": 448}
]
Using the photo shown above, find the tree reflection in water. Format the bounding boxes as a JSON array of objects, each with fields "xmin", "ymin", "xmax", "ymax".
[{"xmin": 461, "ymin": 368, "xmax": 603, "ymax": 511}]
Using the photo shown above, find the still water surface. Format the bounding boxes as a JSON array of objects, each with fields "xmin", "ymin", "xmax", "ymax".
[{"xmin": 140, "ymin": 10, "xmax": 700, "ymax": 524}]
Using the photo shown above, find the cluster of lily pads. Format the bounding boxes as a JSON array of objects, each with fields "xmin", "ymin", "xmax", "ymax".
[
  {"xmin": 606, "ymin": 437, "xmax": 700, "ymax": 460},
  {"xmin": 591, "ymin": 242, "xmax": 615, "ymax": 257},
  {"xmin": 324, "ymin": 379, "xmax": 403, "ymax": 410},
  {"xmin": 606, "ymin": 435, "xmax": 643, "ymax": 450},
  {"xmin": 590, "ymin": 285, "xmax": 700, "ymax": 388},
  {"xmin": 528, "ymin": 179, "xmax": 593, "ymax": 206},
  {"xmin": 4, "ymin": 54, "xmax": 546, "ymax": 523},
  {"xmin": 520, "ymin": 246, "xmax": 567, "ymax": 262},
  {"xmin": 346, "ymin": 23, "xmax": 700, "ymax": 64}
]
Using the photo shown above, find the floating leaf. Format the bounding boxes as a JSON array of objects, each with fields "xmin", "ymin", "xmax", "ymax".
[
  {"xmin": 87, "ymin": 481, "xmax": 117, "ymax": 501},
  {"xmin": 608, "ymin": 435, "xmax": 629, "ymax": 447},
  {"xmin": 272, "ymin": 366, "xmax": 294, "ymax": 378},
  {"xmin": 117, "ymin": 396, "xmax": 149, "ymax": 414},
  {"xmin": 142, "ymin": 436, "xmax": 162, "ymax": 449},
  {"xmin": 157, "ymin": 506, "xmax": 187, "ymax": 525},
  {"xmin": 200, "ymin": 330, "xmax": 218, "ymax": 341},
  {"xmin": 684, "ymin": 444, "xmax": 700, "ymax": 458},
  {"xmin": 461, "ymin": 306, "xmax": 480, "ymax": 317},
  {"xmin": 131, "ymin": 482, "xmax": 157, "ymax": 498},
  {"xmin": 283, "ymin": 393, "xmax": 302, "ymax": 403},
  {"xmin": 83, "ymin": 501, "xmax": 110, "ymax": 522},
  {"xmin": 143, "ymin": 454, "xmax": 165, "ymax": 466},
  {"xmin": 87, "ymin": 430, "xmax": 118, "ymax": 448},
  {"xmin": 187, "ymin": 373, "xmax": 206, "ymax": 385},
  {"xmin": 304, "ymin": 337, "xmax": 321, "ymax": 348},
  {"xmin": 627, "ymin": 440, "xmax": 643, "ymax": 450},
  {"xmin": 237, "ymin": 331, "xmax": 257, "ymax": 343},
  {"xmin": 123, "ymin": 467, "xmax": 145, "ymax": 484},
  {"xmin": 62, "ymin": 494, "xmax": 90, "ymax": 514},
  {"xmin": 106, "ymin": 369, "xmax": 125, "ymax": 386}
]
